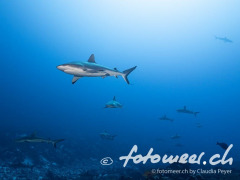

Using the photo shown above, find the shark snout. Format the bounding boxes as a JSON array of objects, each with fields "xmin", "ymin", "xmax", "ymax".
[{"xmin": 57, "ymin": 65, "xmax": 65, "ymax": 71}]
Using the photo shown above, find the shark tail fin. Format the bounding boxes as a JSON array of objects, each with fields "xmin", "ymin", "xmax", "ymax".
[
  {"xmin": 194, "ymin": 112, "xmax": 200, "ymax": 117},
  {"xmin": 53, "ymin": 139, "xmax": 64, "ymax": 148},
  {"xmin": 122, "ymin": 66, "xmax": 137, "ymax": 84}
]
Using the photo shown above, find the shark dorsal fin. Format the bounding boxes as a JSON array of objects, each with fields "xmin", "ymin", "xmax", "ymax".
[
  {"xmin": 88, "ymin": 54, "xmax": 95, "ymax": 63},
  {"xmin": 113, "ymin": 96, "xmax": 116, "ymax": 101},
  {"xmin": 184, "ymin": 106, "xmax": 186, "ymax": 110}
]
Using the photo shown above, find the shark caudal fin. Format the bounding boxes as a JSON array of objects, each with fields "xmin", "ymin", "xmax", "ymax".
[
  {"xmin": 122, "ymin": 66, "xmax": 137, "ymax": 84},
  {"xmin": 194, "ymin": 112, "xmax": 200, "ymax": 117},
  {"xmin": 53, "ymin": 139, "xmax": 64, "ymax": 148}
]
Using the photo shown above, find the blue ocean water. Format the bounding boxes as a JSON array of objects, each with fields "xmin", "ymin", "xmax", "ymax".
[{"xmin": 0, "ymin": 1, "xmax": 240, "ymax": 179}]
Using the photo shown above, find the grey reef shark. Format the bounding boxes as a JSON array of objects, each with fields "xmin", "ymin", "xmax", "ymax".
[
  {"xmin": 57, "ymin": 54, "xmax": 137, "ymax": 84},
  {"xmin": 171, "ymin": 134, "xmax": 181, "ymax": 140},
  {"xmin": 176, "ymin": 106, "xmax": 199, "ymax": 117},
  {"xmin": 104, "ymin": 96, "xmax": 123, "ymax": 108},
  {"xmin": 99, "ymin": 130, "xmax": 117, "ymax": 140},
  {"xmin": 159, "ymin": 115, "xmax": 174, "ymax": 122},
  {"xmin": 16, "ymin": 133, "xmax": 64, "ymax": 148},
  {"xmin": 215, "ymin": 36, "xmax": 233, "ymax": 43}
]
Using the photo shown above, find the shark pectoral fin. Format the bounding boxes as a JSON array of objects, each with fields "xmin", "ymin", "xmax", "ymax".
[
  {"xmin": 72, "ymin": 76, "xmax": 81, "ymax": 84},
  {"xmin": 53, "ymin": 139, "xmax": 64, "ymax": 148}
]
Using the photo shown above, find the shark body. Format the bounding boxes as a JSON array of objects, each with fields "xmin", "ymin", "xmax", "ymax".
[
  {"xmin": 215, "ymin": 36, "xmax": 233, "ymax": 43},
  {"xmin": 57, "ymin": 54, "xmax": 137, "ymax": 84},
  {"xmin": 105, "ymin": 96, "xmax": 122, "ymax": 108},
  {"xmin": 16, "ymin": 133, "xmax": 64, "ymax": 148},
  {"xmin": 176, "ymin": 106, "xmax": 199, "ymax": 117},
  {"xmin": 99, "ymin": 131, "xmax": 117, "ymax": 140},
  {"xmin": 159, "ymin": 115, "xmax": 174, "ymax": 122},
  {"xmin": 171, "ymin": 134, "xmax": 181, "ymax": 140}
]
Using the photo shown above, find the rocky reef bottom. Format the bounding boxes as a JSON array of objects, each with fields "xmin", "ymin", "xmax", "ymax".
[{"xmin": 1, "ymin": 160, "xmax": 240, "ymax": 180}]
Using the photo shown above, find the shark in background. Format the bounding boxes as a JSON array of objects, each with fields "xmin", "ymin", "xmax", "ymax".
[
  {"xmin": 159, "ymin": 115, "xmax": 174, "ymax": 122},
  {"xmin": 57, "ymin": 54, "xmax": 137, "ymax": 84},
  {"xmin": 16, "ymin": 133, "xmax": 64, "ymax": 148},
  {"xmin": 175, "ymin": 143, "xmax": 184, "ymax": 147},
  {"xmin": 99, "ymin": 130, "xmax": 117, "ymax": 140},
  {"xmin": 215, "ymin": 36, "xmax": 233, "ymax": 43},
  {"xmin": 176, "ymin": 106, "xmax": 199, "ymax": 117},
  {"xmin": 171, "ymin": 134, "xmax": 181, "ymax": 140},
  {"xmin": 104, "ymin": 96, "xmax": 123, "ymax": 108}
]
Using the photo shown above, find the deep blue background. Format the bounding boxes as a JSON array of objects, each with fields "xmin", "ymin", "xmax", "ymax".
[{"xmin": 0, "ymin": 0, "xmax": 240, "ymax": 163}]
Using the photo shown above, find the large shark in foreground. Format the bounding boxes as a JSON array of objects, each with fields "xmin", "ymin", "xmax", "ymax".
[
  {"xmin": 57, "ymin": 54, "xmax": 137, "ymax": 84},
  {"xmin": 176, "ymin": 106, "xmax": 199, "ymax": 117},
  {"xmin": 16, "ymin": 133, "xmax": 64, "ymax": 148},
  {"xmin": 215, "ymin": 36, "xmax": 233, "ymax": 43}
]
